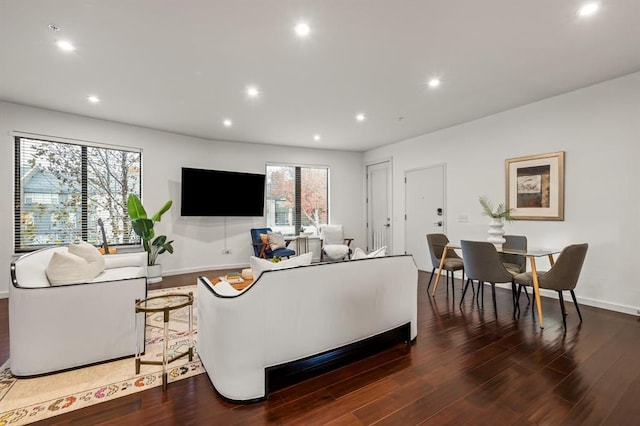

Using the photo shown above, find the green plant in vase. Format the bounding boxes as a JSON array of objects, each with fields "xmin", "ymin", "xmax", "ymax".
[
  {"xmin": 479, "ymin": 196, "xmax": 514, "ymax": 222},
  {"xmin": 479, "ymin": 196, "xmax": 515, "ymax": 248},
  {"xmin": 127, "ymin": 194, "xmax": 174, "ymax": 267}
]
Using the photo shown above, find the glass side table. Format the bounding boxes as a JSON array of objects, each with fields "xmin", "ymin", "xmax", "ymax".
[{"xmin": 135, "ymin": 292, "xmax": 193, "ymax": 390}]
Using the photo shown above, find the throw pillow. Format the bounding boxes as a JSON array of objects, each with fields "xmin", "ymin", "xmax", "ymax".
[
  {"xmin": 367, "ymin": 246, "xmax": 387, "ymax": 258},
  {"xmin": 350, "ymin": 246, "xmax": 386, "ymax": 260},
  {"xmin": 351, "ymin": 247, "xmax": 367, "ymax": 260},
  {"xmin": 46, "ymin": 251, "xmax": 102, "ymax": 285},
  {"xmin": 322, "ymin": 244, "xmax": 350, "ymax": 261},
  {"xmin": 214, "ymin": 280, "xmax": 241, "ymax": 296},
  {"xmin": 267, "ymin": 231, "xmax": 287, "ymax": 250},
  {"xmin": 259, "ymin": 233, "xmax": 270, "ymax": 249},
  {"xmin": 68, "ymin": 240, "xmax": 106, "ymax": 274},
  {"xmin": 250, "ymin": 252, "xmax": 313, "ymax": 279}
]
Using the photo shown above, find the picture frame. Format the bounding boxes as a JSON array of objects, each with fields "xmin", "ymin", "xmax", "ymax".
[{"xmin": 505, "ymin": 151, "xmax": 565, "ymax": 221}]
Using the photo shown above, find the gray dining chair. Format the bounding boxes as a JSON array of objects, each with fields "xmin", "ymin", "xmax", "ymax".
[
  {"xmin": 514, "ymin": 243, "xmax": 588, "ymax": 330},
  {"xmin": 501, "ymin": 235, "xmax": 529, "ymax": 303},
  {"xmin": 426, "ymin": 233, "xmax": 464, "ymax": 296},
  {"xmin": 460, "ymin": 240, "xmax": 518, "ymax": 318}
]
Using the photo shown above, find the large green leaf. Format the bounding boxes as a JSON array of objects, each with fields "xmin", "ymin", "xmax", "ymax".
[
  {"xmin": 148, "ymin": 236, "xmax": 174, "ymax": 265},
  {"xmin": 127, "ymin": 194, "xmax": 147, "ymax": 220},
  {"xmin": 152, "ymin": 235, "xmax": 167, "ymax": 246},
  {"xmin": 151, "ymin": 200, "xmax": 173, "ymax": 222},
  {"xmin": 131, "ymin": 218, "xmax": 154, "ymax": 241}
]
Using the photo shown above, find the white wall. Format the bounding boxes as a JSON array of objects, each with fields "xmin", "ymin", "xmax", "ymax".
[
  {"xmin": 4, "ymin": 72, "xmax": 639, "ymax": 313},
  {"xmin": 364, "ymin": 72, "xmax": 640, "ymax": 315},
  {"xmin": 0, "ymin": 101, "xmax": 365, "ymax": 297}
]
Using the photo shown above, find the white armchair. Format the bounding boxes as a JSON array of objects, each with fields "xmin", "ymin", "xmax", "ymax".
[{"xmin": 319, "ymin": 224, "xmax": 353, "ymax": 261}]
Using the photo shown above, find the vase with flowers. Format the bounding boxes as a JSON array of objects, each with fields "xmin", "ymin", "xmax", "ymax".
[{"xmin": 479, "ymin": 196, "xmax": 514, "ymax": 249}]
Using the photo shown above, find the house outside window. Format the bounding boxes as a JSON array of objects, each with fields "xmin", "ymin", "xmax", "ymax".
[
  {"xmin": 265, "ymin": 164, "xmax": 328, "ymax": 235},
  {"xmin": 14, "ymin": 136, "xmax": 142, "ymax": 251}
]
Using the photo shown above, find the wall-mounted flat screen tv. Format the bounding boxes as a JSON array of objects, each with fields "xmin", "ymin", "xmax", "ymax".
[{"xmin": 181, "ymin": 167, "xmax": 266, "ymax": 216}]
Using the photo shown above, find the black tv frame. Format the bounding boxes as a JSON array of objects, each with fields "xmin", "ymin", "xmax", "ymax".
[{"xmin": 180, "ymin": 167, "xmax": 266, "ymax": 217}]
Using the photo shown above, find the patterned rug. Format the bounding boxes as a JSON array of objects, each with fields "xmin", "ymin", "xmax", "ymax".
[{"xmin": 0, "ymin": 285, "xmax": 203, "ymax": 425}]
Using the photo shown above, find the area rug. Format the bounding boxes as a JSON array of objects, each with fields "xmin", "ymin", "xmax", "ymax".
[{"xmin": 0, "ymin": 285, "xmax": 203, "ymax": 425}]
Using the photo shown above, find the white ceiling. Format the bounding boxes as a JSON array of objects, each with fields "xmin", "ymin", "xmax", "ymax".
[{"xmin": 1, "ymin": 1, "xmax": 639, "ymax": 152}]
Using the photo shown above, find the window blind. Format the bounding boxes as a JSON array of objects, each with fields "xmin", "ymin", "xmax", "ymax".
[{"xmin": 14, "ymin": 136, "xmax": 142, "ymax": 251}]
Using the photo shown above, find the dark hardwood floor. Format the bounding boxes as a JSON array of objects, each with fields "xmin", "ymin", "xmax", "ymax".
[{"xmin": 2, "ymin": 270, "xmax": 640, "ymax": 425}]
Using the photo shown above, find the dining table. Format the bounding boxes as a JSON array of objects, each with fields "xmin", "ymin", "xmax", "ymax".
[{"xmin": 431, "ymin": 242, "xmax": 562, "ymax": 329}]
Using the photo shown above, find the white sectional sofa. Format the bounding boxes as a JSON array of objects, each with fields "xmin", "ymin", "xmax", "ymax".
[
  {"xmin": 9, "ymin": 247, "xmax": 147, "ymax": 376},
  {"xmin": 197, "ymin": 254, "xmax": 418, "ymax": 402}
]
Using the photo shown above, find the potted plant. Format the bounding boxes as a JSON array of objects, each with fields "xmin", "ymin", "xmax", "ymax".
[
  {"xmin": 479, "ymin": 196, "xmax": 514, "ymax": 221},
  {"xmin": 127, "ymin": 194, "xmax": 174, "ymax": 283},
  {"xmin": 479, "ymin": 196, "xmax": 514, "ymax": 248}
]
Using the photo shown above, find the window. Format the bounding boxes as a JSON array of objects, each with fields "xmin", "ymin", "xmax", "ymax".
[
  {"xmin": 15, "ymin": 136, "xmax": 142, "ymax": 251},
  {"xmin": 265, "ymin": 164, "xmax": 329, "ymax": 235}
]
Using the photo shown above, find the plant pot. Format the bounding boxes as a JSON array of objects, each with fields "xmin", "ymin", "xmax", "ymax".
[
  {"xmin": 487, "ymin": 218, "xmax": 505, "ymax": 249},
  {"xmin": 147, "ymin": 264, "xmax": 163, "ymax": 284}
]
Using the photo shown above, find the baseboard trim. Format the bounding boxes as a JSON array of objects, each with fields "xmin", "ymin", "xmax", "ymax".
[
  {"xmin": 491, "ymin": 282, "xmax": 639, "ymax": 317},
  {"xmin": 424, "ymin": 270, "xmax": 640, "ymax": 318}
]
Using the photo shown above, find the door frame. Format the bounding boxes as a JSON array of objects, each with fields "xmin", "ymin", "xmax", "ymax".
[{"xmin": 365, "ymin": 158, "xmax": 393, "ymax": 253}]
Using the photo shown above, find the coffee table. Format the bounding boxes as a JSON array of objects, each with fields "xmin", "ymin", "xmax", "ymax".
[{"xmin": 209, "ymin": 276, "xmax": 254, "ymax": 291}]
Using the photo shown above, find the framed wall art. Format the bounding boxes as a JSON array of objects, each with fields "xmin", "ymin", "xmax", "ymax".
[{"xmin": 505, "ymin": 151, "xmax": 565, "ymax": 221}]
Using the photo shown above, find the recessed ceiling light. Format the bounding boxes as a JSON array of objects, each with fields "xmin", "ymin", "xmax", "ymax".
[
  {"xmin": 223, "ymin": 119, "xmax": 233, "ymax": 127},
  {"xmin": 295, "ymin": 22, "xmax": 311, "ymax": 37},
  {"xmin": 56, "ymin": 40, "xmax": 76, "ymax": 51},
  {"xmin": 428, "ymin": 78, "xmax": 441, "ymax": 88},
  {"xmin": 87, "ymin": 95, "xmax": 100, "ymax": 103},
  {"xmin": 578, "ymin": 2, "xmax": 599, "ymax": 17},
  {"xmin": 356, "ymin": 113, "xmax": 366, "ymax": 122},
  {"xmin": 313, "ymin": 134, "xmax": 321, "ymax": 141},
  {"xmin": 246, "ymin": 86, "xmax": 260, "ymax": 98}
]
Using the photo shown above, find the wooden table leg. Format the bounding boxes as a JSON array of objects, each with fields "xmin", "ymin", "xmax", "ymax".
[
  {"xmin": 529, "ymin": 256, "xmax": 544, "ymax": 329},
  {"xmin": 431, "ymin": 247, "xmax": 448, "ymax": 297}
]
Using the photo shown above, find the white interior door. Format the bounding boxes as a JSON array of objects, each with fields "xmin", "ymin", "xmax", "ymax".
[
  {"xmin": 405, "ymin": 164, "xmax": 445, "ymax": 271},
  {"xmin": 366, "ymin": 160, "xmax": 392, "ymax": 253}
]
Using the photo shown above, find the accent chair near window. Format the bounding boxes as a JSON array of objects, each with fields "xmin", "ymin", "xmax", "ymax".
[
  {"xmin": 319, "ymin": 224, "xmax": 353, "ymax": 261},
  {"xmin": 250, "ymin": 228, "xmax": 295, "ymax": 260}
]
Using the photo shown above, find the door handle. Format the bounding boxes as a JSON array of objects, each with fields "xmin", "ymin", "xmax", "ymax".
[
  {"xmin": 384, "ymin": 224, "xmax": 390, "ymax": 227},
  {"xmin": 433, "ymin": 221, "xmax": 443, "ymax": 227}
]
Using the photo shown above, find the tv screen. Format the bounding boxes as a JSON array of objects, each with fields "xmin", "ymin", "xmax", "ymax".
[{"xmin": 181, "ymin": 167, "xmax": 266, "ymax": 216}]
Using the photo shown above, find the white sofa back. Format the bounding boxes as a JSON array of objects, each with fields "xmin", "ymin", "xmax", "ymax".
[
  {"xmin": 13, "ymin": 246, "xmax": 147, "ymax": 288},
  {"xmin": 197, "ymin": 254, "xmax": 418, "ymax": 401},
  {"xmin": 9, "ymin": 248, "xmax": 147, "ymax": 376}
]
